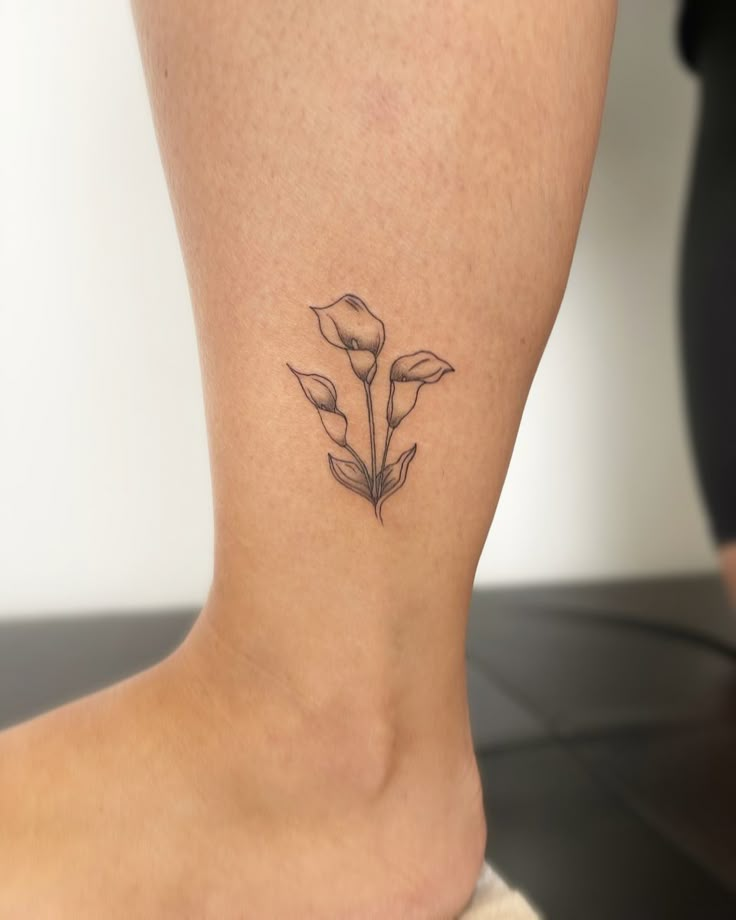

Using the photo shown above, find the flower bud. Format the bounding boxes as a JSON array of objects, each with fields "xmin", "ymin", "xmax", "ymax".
[
  {"xmin": 311, "ymin": 294, "xmax": 385, "ymax": 381},
  {"xmin": 387, "ymin": 351, "xmax": 454, "ymax": 428},
  {"xmin": 288, "ymin": 365, "xmax": 348, "ymax": 446},
  {"xmin": 288, "ymin": 365, "xmax": 338, "ymax": 411}
]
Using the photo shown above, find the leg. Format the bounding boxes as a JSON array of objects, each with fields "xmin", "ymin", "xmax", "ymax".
[
  {"xmin": 0, "ymin": 2, "xmax": 615, "ymax": 916},
  {"xmin": 680, "ymin": 2, "xmax": 736, "ymax": 606}
]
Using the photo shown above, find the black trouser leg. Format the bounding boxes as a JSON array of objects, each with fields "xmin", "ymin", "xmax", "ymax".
[{"xmin": 680, "ymin": 6, "xmax": 736, "ymax": 545}]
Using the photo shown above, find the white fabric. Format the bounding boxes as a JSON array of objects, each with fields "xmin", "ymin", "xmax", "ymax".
[{"xmin": 459, "ymin": 863, "xmax": 540, "ymax": 919}]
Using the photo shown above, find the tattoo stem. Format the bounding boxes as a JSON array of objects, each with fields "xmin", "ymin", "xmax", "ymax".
[
  {"xmin": 363, "ymin": 380, "xmax": 378, "ymax": 497},
  {"xmin": 378, "ymin": 426, "xmax": 394, "ymax": 486}
]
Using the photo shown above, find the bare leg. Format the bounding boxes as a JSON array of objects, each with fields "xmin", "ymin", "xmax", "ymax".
[{"xmin": 0, "ymin": 2, "xmax": 615, "ymax": 917}]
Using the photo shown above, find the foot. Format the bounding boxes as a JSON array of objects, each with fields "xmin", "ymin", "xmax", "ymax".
[{"xmin": 0, "ymin": 609, "xmax": 486, "ymax": 919}]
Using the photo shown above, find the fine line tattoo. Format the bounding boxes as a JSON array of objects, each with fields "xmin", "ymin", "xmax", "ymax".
[{"xmin": 288, "ymin": 293, "xmax": 454, "ymax": 523}]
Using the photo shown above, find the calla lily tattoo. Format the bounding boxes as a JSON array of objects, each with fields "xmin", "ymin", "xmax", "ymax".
[{"xmin": 289, "ymin": 294, "xmax": 454, "ymax": 522}]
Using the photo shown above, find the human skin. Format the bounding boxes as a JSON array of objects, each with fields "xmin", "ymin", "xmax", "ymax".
[{"xmin": 0, "ymin": 2, "xmax": 616, "ymax": 917}]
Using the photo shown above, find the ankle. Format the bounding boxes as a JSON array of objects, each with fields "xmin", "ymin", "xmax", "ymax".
[
  {"xmin": 171, "ymin": 613, "xmax": 476, "ymax": 804},
  {"xmin": 161, "ymin": 609, "xmax": 487, "ymax": 916}
]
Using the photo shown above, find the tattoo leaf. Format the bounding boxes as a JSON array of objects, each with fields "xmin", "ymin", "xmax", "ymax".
[
  {"xmin": 387, "ymin": 351, "xmax": 454, "ymax": 428},
  {"xmin": 376, "ymin": 444, "xmax": 417, "ymax": 522},
  {"xmin": 310, "ymin": 294, "xmax": 385, "ymax": 383},
  {"xmin": 328, "ymin": 454, "xmax": 374, "ymax": 503}
]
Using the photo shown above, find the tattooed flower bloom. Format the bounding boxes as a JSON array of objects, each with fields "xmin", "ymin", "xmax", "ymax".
[
  {"xmin": 310, "ymin": 294, "xmax": 385, "ymax": 383},
  {"xmin": 287, "ymin": 365, "xmax": 348, "ymax": 446},
  {"xmin": 289, "ymin": 295, "xmax": 454, "ymax": 523},
  {"xmin": 387, "ymin": 351, "xmax": 454, "ymax": 428}
]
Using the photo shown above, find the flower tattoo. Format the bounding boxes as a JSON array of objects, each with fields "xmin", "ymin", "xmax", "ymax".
[{"xmin": 288, "ymin": 294, "xmax": 454, "ymax": 522}]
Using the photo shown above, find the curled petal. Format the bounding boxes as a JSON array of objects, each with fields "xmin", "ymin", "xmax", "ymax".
[
  {"xmin": 328, "ymin": 454, "xmax": 373, "ymax": 502},
  {"xmin": 346, "ymin": 349, "xmax": 378, "ymax": 383},
  {"xmin": 387, "ymin": 351, "xmax": 454, "ymax": 428},
  {"xmin": 311, "ymin": 294, "xmax": 385, "ymax": 358},
  {"xmin": 376, "ymin": 444, "xmax": 417, "ymax": 522},
  {"xmin": 318, "ymin": 408, "xmax": 348, "ymax": 446},
  {"xmin": 389, "ymin": 351, "xmax": 454, "ymax": 384},
  {"xmin": 387, "ymin": 380, "xmax": 422, "ymax": 429},
  {"xmin": 288, "ymin": 365, "xmax": 338, "ymax": 411}
]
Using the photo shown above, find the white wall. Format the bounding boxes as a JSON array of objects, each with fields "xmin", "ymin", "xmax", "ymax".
[
  {"xmin": 0, "ymin": 2, "xmax": 715, "ymax": 617},
  {"xmin": 479, "ymin": 1, "xmax": 713, "ymax": 583}
]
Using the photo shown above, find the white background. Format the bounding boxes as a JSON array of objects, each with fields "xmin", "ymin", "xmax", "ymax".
[{"xmin": 0, "ymin": 2, "xmax": 714, "ymax": 617}]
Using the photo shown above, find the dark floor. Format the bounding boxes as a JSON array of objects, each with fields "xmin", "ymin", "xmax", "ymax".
[{"xmin": 1, "ymin": 574, "xmax": 735, "ymax": 919}]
